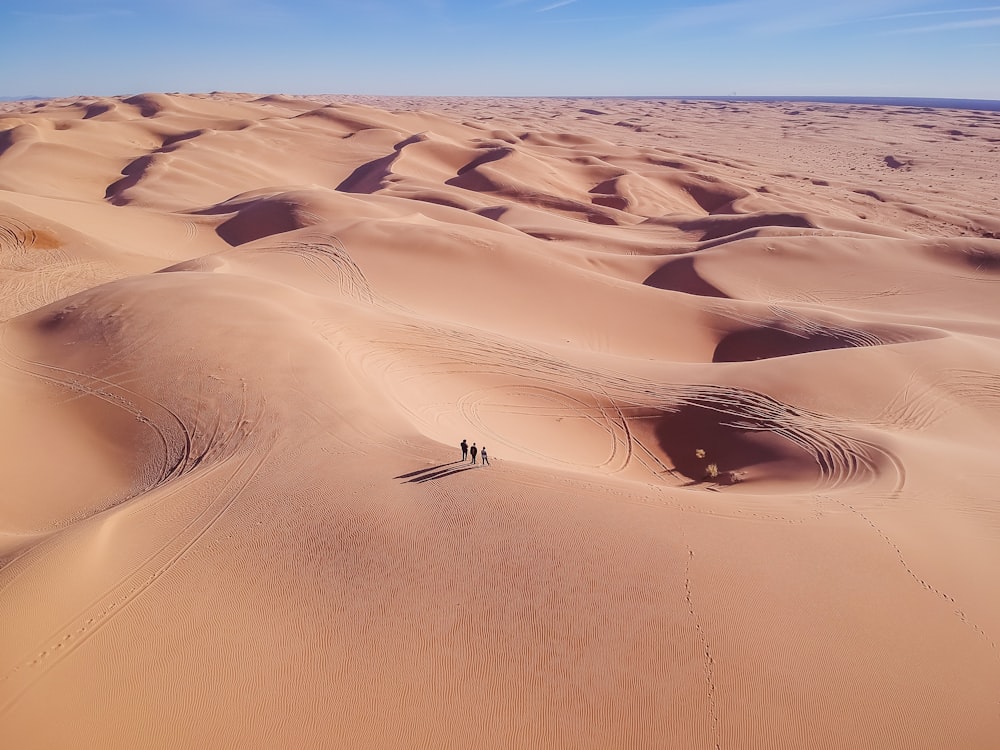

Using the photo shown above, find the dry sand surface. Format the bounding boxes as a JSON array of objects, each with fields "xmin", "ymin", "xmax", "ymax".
[{"xmin": 2, "ymin": 92, "xmax": 1000, "ymax": 748}]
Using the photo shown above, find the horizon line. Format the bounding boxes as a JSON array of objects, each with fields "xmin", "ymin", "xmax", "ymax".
[{"xmin": 4, "ymin": 92, "xmax": 1000, "ymax": 108}]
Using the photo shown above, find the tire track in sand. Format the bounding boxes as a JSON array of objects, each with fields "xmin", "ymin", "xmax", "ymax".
[
  {"xmin": 355, "ymin": 320, "xmax": 902, "ymax": 494},
  {"xmin": 0, "ymin": 261, "xmax": 113, "ymax": 321},
  {"xmin": 874, "ymin": 372, "xmax": 949, "ymax": 432},
  {"xmin": 875, "ymin": 368, "xmax": 1000, "ymax": 432},
  {"xmin": 0, "ymin": 361, "xmax": 254, "ymax": 593},
  {"xmin": 265, "ymin": 232, "xmax": 407, "ymax": 312},
  {"xmin": 366, "ymin": 322, "xmax": 646, "ymax": 474},
  {"xmin": 0, "ymin": 318, "xmax": 262, "ymax": 605},
  {"xmin": 0, "ymin": 216, "xmax": 102, "ymax": 320},
  {"xmin": 0, "ymin": 324, "xmax": 193, "ymax": 487},
  {"xmin": 938, "ymin": 369, "xmax": 1000, "ymax": 412},
  {"xmin": 0, "ymin": 386, "xmax": 274, "ymax": 715}
]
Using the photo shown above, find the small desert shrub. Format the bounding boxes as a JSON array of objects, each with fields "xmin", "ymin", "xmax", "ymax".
[{"xmin": 695, "ymin": 449, "xmax": 720, "ymax": 481}]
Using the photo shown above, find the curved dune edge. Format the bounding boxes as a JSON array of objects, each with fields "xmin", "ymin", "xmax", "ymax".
[{"xmin": 1, "ymin": 93, "xmax": 1000, "ymax": 749}]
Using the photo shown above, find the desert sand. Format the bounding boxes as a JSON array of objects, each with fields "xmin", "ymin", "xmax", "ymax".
[{"xmin": 1, "ymin": 92, "xmax": 999, "ymax": 748}]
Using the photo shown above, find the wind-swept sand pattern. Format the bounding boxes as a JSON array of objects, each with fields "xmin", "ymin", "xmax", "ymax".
[{"xmin": 1, "ymin": 93, "xmax": 999, "ymax": 748}]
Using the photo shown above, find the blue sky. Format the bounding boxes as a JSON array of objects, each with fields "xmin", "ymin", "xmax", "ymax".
[{"xmin": 3, "ymin": 1, "xmax": 999, "ymax": 98}]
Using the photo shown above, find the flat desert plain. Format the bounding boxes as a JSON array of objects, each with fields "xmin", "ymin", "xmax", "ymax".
[{"xmin": 2, "ymin": 93, "xmax": 1000, "ymax": 749}]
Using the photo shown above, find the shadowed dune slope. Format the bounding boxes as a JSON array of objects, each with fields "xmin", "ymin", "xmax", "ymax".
[{"xmin": 2, "ymin": 93, "xmax": 1000, "ymax": 749}]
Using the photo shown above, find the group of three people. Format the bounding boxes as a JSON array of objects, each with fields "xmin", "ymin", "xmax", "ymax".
[{"xmin": 459, "ymin": 439, "xmax": 489, "ymax": 465}]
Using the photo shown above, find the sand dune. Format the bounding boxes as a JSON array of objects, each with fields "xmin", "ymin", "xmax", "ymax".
[{"xmin": 2, "ymin": 92, "xmax": 1000, "ymax": 748}]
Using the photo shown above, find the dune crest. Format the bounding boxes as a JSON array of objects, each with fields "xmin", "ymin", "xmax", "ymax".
[{"xmin": 2, "ymin": 92, "xmax": 1000, "ymax": 748}]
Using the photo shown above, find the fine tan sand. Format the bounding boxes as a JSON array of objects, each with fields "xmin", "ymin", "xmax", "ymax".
[{"xmin": 2, "ymin": 92, "xmax": 1000, "ymax": 748}]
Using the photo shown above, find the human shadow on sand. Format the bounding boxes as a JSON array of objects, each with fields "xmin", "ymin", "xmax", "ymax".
[{"xmin": 395, "ymin": 461, "xmax": 479, "ymax": 483}]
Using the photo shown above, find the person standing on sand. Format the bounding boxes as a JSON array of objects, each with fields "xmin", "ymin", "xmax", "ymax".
[
  {"xmin": 470, "ymin": 443, "xmax": 478, "ymax": 464},
  {"xmin": 461, "ymin": 439, "xmax": 468, "ymax": 461},
  {"xmin": 481, "ymin": 447, "xmax": 490, "ymax": 466}
]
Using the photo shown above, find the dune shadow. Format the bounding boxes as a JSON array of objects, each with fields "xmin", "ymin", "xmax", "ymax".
[
  {"xmin": 712, "ymin": 320, "xmax": 937, "ymax": 362},
  {"xmin": 677, "ymin": 211, "xmax": 814, "ymax": 241},
  {"xmin": 214, "ymin": 199, "xmax": 306, "ymax": 246},
  {"xmin": 395, "ymin": 461, "xmax": 479, "ymax": 483},
  {"xmin": 394, "ymin": 461, "xmax": 462, "ymax": 479},
  {"xmin": 644, "ymin": 256, "xmax": 729, "ymax": 298},
  {"xmin": 475, "ymin": 205, "xmax": 510, "ymax": 222},
  {"xmin": 713, "ymin": 327, "xmax": 856, "ymax": 362},
  {"xmin": 411, "ymin": 465, "xmax": 480, "ymax": 483},
  {"xmin": 337, "ymin": 152, "xmax": 397, "ymax": 194},
  {"xmin": 653, "ymin": 403, "xmax": 790, "ymax": 482},
  {"xmin": 337, "ymin": 134, "xmax": 426, "ymax": 195},
  {"xmin": 105, "ymin": 154, "xmax": 156, "ymax": 205}
]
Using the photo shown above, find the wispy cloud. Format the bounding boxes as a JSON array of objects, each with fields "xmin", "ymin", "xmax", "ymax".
[
  {"xmin": 11, "ymin": 8, "xmax": 133, "ymax": 23},
  {"xmin": 650, "ymin": 0, "xmax": 974, "ymax": 36},
  {"xmin": 494, "ymin": 0, "xmax": 581, "ymax": 15},
  {"xmin": 886, "ymin": 15, "xmax": 1000, "ymax": 33},
  {"xmin": 537, "ymin": 0, "xmax": 579, "ymax": 11},
  {"xmin": 875, "ymin": 5, "xmax": 1000, "ymax": 20},
  {"xmin": 535, "ymin": 14, "xmax": 649, "ymax": 25}
]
